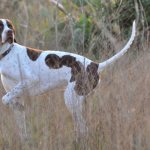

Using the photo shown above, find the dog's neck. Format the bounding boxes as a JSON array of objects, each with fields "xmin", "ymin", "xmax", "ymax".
[
  {"xmin": 0, "ymin": 43, "xmax": 13, "ymax": 54},
  {"xmin": 0, "ymin": 43, "xmax": 14, "ymax": 59}
]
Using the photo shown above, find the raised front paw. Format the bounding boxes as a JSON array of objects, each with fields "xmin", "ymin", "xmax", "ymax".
[{"xmin": 2, "ymin": 95, "xmax": 11, "ymax": 105}]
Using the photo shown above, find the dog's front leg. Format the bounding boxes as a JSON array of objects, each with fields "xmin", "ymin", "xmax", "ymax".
[{"xmin": 2, "ymin": 79, "xmax": 36, "ymax": 106}]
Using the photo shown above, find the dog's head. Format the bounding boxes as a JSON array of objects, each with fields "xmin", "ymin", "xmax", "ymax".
[{"xmin": 0, "ymin": 19, "xmax": 16, "ymax": 45}]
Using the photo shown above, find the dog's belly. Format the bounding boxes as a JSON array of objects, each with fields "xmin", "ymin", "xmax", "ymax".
[
  {"xmin": 29, "ymin": 79, "xmax": 68, "ymax": 97},
  {"xmin": 1, "ymin": 72, "xmax": 68, "ymax": 97},
  {"xmin": 28, "ymin": 68, "xmax": 70, "ymax": 96}
]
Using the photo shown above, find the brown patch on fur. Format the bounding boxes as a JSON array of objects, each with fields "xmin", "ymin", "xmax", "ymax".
[
  {"xmin": 74, "ymin": 62, "xmax": 99, "ymax": 96},
  {"xmin": 45, "ymin": 54, "xmax": 99, "ymax": 95},
  {"xmin": 61, "ymin": 55, "xmax": 82, "ymax": 82},
  {"xmin": 45, "ymin": 54, "xmax": 62, "ymax": 68},
  {"xmin": 27, "ymin": 47, "xmax": 42, "ymax": 61},
  {"xmin": 45, "ymin": 54, "xmax": 82, "ymax": 81},
  {"xmin": 86, "ymin": 62, "xmax": 99, "ymax": 89}
]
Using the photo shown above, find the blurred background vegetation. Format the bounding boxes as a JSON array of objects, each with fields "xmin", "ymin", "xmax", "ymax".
[
  {"xmin": 0, "ymin": 0, "xmax": 150, "ymax": 150},
  {"xmin": 0, "ymin": 0, "xmax": 149, "ymax": 59}
]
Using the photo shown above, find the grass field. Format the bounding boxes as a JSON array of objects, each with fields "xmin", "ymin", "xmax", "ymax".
[
  {"xmin": 0, "ymin": 46, "xmax": 150, "ymax": 150},
  {"xmin": 0, "ymin": 1, "xmax": 150, "ymax": 149}
]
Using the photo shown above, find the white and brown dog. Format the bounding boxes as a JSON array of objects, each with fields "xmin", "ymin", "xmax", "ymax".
[{"xmin": 0, "ymin": 19, "xmax": 136, "ymax": 133}]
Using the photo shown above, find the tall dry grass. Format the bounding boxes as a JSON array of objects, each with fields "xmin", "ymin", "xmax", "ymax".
[
  {"xmin": 0, "ymin": 0, "xmax": 150, "ymax": 149},
  {"xmin": 0, "ymin": 47, "xmax": 150, "ymax": 150}
]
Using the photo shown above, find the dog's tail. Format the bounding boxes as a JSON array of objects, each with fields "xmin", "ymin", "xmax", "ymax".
[{"xmin": 98, "ymin": 21, "xmax": 136, "ymax": 72}]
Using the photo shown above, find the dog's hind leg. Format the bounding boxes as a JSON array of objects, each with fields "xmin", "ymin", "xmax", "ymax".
[{"xmin": 64, "ymin": 83, "xmax": 88, "ymax": 136}]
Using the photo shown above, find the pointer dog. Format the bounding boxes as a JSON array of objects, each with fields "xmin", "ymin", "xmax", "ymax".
[{"xmin": 0, "ymin": 19, "xmax": 136, "ymax": 132}]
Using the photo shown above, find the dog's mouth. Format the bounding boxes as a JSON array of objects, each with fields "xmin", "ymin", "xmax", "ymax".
[
  {"xmin": 6, "ymin": 35, "xmax": 14, "ymax": 44},
  {"xmin": 5, "ymin": 30, "xmax": 14, "ymax": 44}
]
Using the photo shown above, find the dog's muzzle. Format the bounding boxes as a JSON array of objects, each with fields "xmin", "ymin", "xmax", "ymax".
[{"xmin": 6, "ymin": 30, "xmax": 14, "ymax": 44}]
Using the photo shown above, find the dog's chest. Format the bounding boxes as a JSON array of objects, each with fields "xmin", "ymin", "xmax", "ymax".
[
  {"xmin": 1, "ymin": 62, "xmax": 17, "ymax": 91},
  {"xmin": 0, "ymin": 53, "xmax": 28, "ymax": 82}
]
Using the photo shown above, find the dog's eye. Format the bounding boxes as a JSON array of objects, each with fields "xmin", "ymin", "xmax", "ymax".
[{"xmin": 7, "ymin": 24, "xmax": 12, "ymax": 28}]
